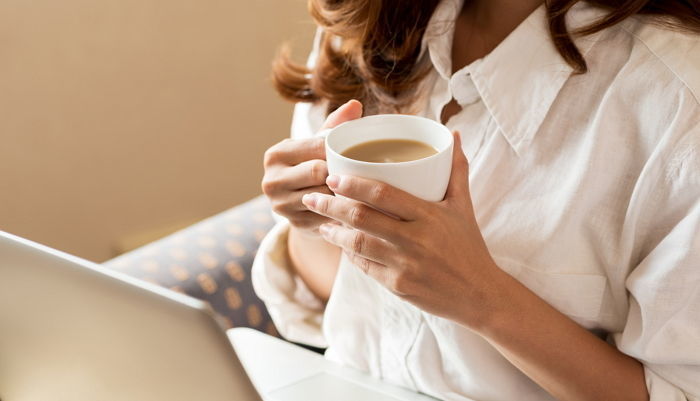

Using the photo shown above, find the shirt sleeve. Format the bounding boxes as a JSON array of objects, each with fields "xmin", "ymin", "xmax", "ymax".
[
  {"xmin": 251, "ymin": 221, "xmax": 328, "ymax": 347},
  {"xmin": 251, "ymin": 27, "xmax": 329, "ymax": 348},
  {"xmin": 614, "ymin": 127, "xmax": 700, "ymax": 400}
]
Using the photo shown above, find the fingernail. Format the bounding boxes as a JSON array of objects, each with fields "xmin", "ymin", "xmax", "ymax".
[
  {"xmin": 326, "ymin": 175, "xmax": 340, "ymax": 189},
  {"xmin": 302, "ymin": 193, "xmax": 317, "ymax": 208},
  {"xmin": 319, "ymin": 223, "xmax": 332, "ymax": 236}
]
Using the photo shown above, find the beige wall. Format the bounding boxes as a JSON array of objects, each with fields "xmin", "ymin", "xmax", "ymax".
[{"xmin": 0, "ymin": 0, "xmax": 315, "ymax": 261}]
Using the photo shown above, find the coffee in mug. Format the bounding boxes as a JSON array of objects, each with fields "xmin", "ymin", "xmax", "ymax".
[{"xmin": 341, "ymin": 139, "xmax": 438, "ymax": 163}]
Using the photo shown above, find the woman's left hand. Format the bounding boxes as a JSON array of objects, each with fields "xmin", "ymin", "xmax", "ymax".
[{"xmin": 301, "ymin": 132, "xmax": 506, "ymax": 330}]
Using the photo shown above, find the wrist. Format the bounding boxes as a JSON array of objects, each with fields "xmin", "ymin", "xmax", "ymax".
[
  {"xmin": 287, "ymin": 224, "xmax": 341, "ymax": 303},
  {"xmin": 465, "ymin": 264, "xmax": 524, "ymax": 337}
]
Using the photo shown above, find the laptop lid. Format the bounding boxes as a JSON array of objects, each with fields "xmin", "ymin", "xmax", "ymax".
[{"xmin": 0, "ymin": 230, "xmax": 262, "ymax": 401}]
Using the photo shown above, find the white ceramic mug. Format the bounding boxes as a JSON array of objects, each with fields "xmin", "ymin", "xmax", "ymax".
[{"xmin": 324, "ymin": 114, "xmax": 454, "ymax": 202}]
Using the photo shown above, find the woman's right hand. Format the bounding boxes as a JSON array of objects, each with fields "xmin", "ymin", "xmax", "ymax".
[{"xmin": 261, "ymin": 100, "xmax": 363, "ymax": 236}]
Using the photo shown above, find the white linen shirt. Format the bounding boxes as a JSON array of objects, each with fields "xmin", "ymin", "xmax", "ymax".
[{"xmin": 252, "ymin": 1, "xmax": 700, "ymax": 400}]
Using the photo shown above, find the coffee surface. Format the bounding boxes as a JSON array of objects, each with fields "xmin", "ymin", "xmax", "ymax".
[{"xmin": 341, "ymin": 139, "xmax": 437, "ymax": 163}]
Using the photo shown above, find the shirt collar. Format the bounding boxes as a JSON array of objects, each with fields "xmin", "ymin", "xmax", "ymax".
[
  {"xmin": 423, "ymin": 0, "xmax": 608, "ymax": 154},
  {"xmin": 423, "ymin": 0, "xmax": 464, "ymax": 79}
]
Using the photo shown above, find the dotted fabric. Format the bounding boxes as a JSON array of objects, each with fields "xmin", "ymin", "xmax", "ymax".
[{"xmin": 103, "ymin": 196, "xmax": 278, "ymax": 337}]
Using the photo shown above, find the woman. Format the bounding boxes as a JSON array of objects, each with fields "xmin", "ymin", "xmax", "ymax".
[{"xmin": 254, "ymin": 0, "xmax": 700, "ymax": 400}]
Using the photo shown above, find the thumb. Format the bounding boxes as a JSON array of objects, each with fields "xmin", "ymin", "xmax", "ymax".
[
  {"xmin": 321, "ymin": 99, "xmax": 364, "ymax": 130},
  {"xmin": 445, "ymin": 131, "xmax": 469, "ymax": 200}
]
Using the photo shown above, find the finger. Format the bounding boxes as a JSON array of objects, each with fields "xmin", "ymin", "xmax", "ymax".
[
  {"xmin": 271, "ymin": 185, "xmax": 332, "ymax": 213},
  {"xmin": 264, "ymin": 137, "xmax": 326, "ymax": 166},
  {"xmin": 302, "ymin": 192, "xmax": 404, "ymax": 241},
  {"xmin": 264, "ymin": 101, "xmax": 362, "ymax": 167},
  {"xmin": 289, "ymin": 211, "xmax": 333, "ymax": 233},
  {"xmin": 445, "ymin": 131, "xmax": 469, "ymax": 200},
  {"xmin": 346, "ymin": 252, "xmax": 410, "ymax": 297},
  {"xmin": 319, "ymin": 223, "xmax": 392, "ymax": 265},
  {"xmin": 273, "ymin": 160, "xmax": 328, "ymax": 191},
  {"xmin": 293, "ymin": 184, "xmax": 334, "ymax": 205},
  {"xmin": 325, "ymin": 175, "xmax": 424, "ymax": 220},
  {"xmin": 343, "ymin": 250, "xmax": 389, "ymax": 281},
  {"xmin": 321, "ymin": 99, "xmax": 363, "ymax": 130}
]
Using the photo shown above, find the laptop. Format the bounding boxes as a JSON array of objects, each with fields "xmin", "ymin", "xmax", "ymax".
[{"xmin": 0, "ymin": 231, "xmax": 438, "ymax": 401}]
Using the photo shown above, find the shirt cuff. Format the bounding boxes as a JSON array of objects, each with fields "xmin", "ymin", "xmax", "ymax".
[
  {"xmin": 645, "ymin": 366, "xmax": 697, "ymax": 401},
  {"xmin": 251, "ymin": 220, "xmax": 327, "ymax": 348}
]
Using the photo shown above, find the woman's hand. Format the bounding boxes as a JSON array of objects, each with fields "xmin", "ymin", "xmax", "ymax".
[
  {"xmin": 302, "ymin": 132, "xmax": 650, "ymax": 401},
  {"xmin": 261, "ymin": 100, "xmax": 363, "ymax": 236},
  {"xmin": 261, "ymin": 100, "xmax": 363, "ymax": 302},
  {"xmin": 301, "ymin": 132, "xmax": 505, "ymax": 328}
]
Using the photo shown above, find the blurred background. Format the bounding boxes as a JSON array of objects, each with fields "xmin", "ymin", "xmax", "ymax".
[{"xmin": 0, "ymin": 0, "xmax": 314, "ymax": 262}]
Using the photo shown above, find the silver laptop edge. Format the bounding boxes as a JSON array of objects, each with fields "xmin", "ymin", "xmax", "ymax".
[{"xmin": 0, "ymin": 230, "xmax": 263, "ymax": 401}]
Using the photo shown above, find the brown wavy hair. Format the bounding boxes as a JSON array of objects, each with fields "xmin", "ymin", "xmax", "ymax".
[{"xmin": 273, "ymin": 0, "xmax": 700, "ymax": 115}]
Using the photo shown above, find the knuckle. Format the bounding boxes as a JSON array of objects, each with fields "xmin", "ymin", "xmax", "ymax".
[
  {"xmin": 260, "ymin": 179, "xmax": 272, "ymax": 195},
  {"xmin": 270, "ymin": 200, "xmax": 287, "ymax": 215},
  {"xmin": 425, "ymin": 209, "xmax": 443, "ymax": 225},
  {"xmin": 263, "ymin": 147, "xmax": 280, "ymax": 167},
  {"xmin": 357, "ymin": 257, "xmax": 372, "ymax": 274},
  {"xmin": 393, "ymin": 252, "xmax": 410, "ymax": 268},
  {"xmin": 260, "ymin": 177, "xmax": 280, "ymax": 195},
  {"xmin": 262, "ymin": 152, "xmax": 272, "ymax": 167},
  {"xmin": 350, "ymin": 232, "xmax": 365, "ymax": 254},
  {"xmin": 349, "ymin": 252, "xmax": 371, "ymax": 273},
  {"xmin": 271, "ymin": 206, "xmax": 288, "ymax": 219},
  {"xmin": 390, "ymin": 272, "xmax": 411, "ymax": 295},
  {"xmin": 349, "ymin": 205, "xmax": 369, "ymax": 227},
  {"xmin": 411, "ymin": 239, "xmax": 429, "ymax": 257},
  {"xmin": 264, "ymin": 139, "xmax": 293, "ymax": 166},
  {"xmin": 309, "ymin": 160, "xmax": 327, "ymax": 184},
  {"xmin": 370, "ymin": 183, "xmax": 389, "ymax": 203},
  {"xmin": 393, "ymin": 229, "xmax": 412, "ymax": 245},
  {"xmin": 314, "ymin": 195, "xmax": 329, "ymax": 214},
  {"xmin": 311, "ymin": 137, "xmax": 326, "ymax": 157}
]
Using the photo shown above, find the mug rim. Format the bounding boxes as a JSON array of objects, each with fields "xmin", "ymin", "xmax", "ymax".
[{"xmin": 325, "ymin": 114, "xmax": 454, "ymax": 167}]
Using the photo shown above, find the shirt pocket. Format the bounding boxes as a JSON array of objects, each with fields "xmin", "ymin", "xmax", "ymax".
[{"xmin": 493, "ymin": 255, "xmax": 607, "ymax": 322}]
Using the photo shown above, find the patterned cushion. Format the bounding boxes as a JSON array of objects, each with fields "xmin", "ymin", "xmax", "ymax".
[{"xmin": 103, "ymin": 195, "xmax": 278, "ymax": 337}]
